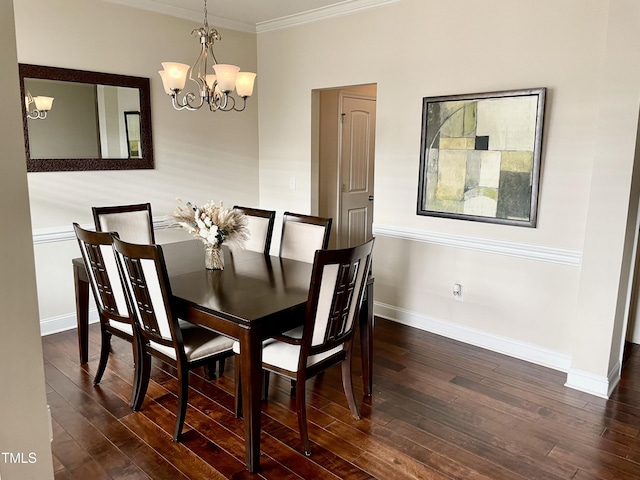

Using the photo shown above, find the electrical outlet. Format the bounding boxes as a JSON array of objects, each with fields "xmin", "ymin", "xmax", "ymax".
[{"xmin": 453, "ymin": 283, "xmax": 463, "ymax": 301}]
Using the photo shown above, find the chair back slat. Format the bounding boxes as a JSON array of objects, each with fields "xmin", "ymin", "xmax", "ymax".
[
  {"xmin": 326, "ymin": 262, "xmax": 358, "ymax": 342},
  {"xmin": 74, "ymin": 224, "xmax": 129, "ymax": 320},
  {"xmin": 305, "ymin": 239, "xmax": 374, "ymax": 356},
  {"xmin": 113, "ymin": 238, "xmax": 178, "ymax": 350}
]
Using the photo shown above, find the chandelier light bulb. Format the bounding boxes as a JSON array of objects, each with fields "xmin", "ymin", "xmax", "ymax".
[
  {"xmin": 33, "ymin": 96, "xmax": 54, "ymax": 111},
  {"xmin": 212, "ymin": 64, "xmax": 240, "ymax": 93},
  {"xmin": 158, "ymin": 70, "xmax": 172, "ymax": 94},
  {"xmin": 25, "ymin": 90, "xmax": 54, "ymax": 119},
  {"xmin": 235, "ymin": 72, "xmax": 257, "ymax": 98},
  {"xmin": 161, "ymin": 62, "xmax": 189, "ymax": 91},
  {"xmin": 205, "ymin": 74, "xmax": 217, "ymax": 91}
]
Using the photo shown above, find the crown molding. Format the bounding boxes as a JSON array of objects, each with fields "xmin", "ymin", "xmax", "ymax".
[
  {"xmin": 256, "ymin": 0, "xmax": 400, "ymax": 33},
  {"xmin": 99, "ymin": 0, "xmax": 256, "ymax": 33},
  {"xmin": 99, "ymin": 0, "xmax": 400, "ymax": 34}
]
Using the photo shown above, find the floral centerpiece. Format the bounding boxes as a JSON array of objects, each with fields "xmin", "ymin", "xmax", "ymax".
[{"xmin": 173, "ymin": 199, "xmax": 249, "ymax": 270}]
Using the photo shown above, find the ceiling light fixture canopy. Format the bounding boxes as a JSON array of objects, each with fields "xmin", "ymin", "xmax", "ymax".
[
  {"xmin": 158, "ymin": 0, "xmax": 256, "ymax": 112},
  {"xmin": 24, "ymin": 90, "xmax": 54, "ymax": 120}
]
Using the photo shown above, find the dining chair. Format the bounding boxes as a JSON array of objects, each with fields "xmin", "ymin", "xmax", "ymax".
[
  {"xmin": 233, "ymin": 206, "xmax": 276, "ymax": 255},
  {"xmin": 73, "ymin": 223, "xmax": 139, "ymax": 405},
  {"xmin": 112, "ymin": 236, "xmax": 235, "ymax": 441},
  {"xmin": 279, "ymin": 212, "xmax": 333, "ymax": 263},
  {"xmin": 234, "ymin": 238, "xmax": 375, "ymax": 456},
  {"xmin": 93, "ymin": 203, "xmax": 155, "ymax": 244}
]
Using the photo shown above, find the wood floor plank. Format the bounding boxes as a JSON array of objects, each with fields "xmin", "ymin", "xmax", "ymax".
[
  {"xmin": 547, "ymin": 445, "xmax": 640, "ymax": 480},
  {"xmin": 44, "ymin": 318, "xmax": 640, "ymax": 479},
  {"xmin": 45, "ymin": 364, "xmax": 189, "ymax": 479},
  {"xmin": 325, "ymin": 412, "xmax": 495, "ymax": 480},
  {"xmin": 120, "ymin": 412, "xmax": 229, "ymax": 480},
  {"xmin": 48, "ymin": 391, "xmax": 150, "ymax": 480}
]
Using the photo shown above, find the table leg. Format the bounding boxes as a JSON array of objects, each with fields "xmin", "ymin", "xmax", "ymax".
[
  {"xmin": 360, "ymin": 277, "xmax": 374, "ymax": 396},
  {"xmin": 239, "ymin": 326, "xmax": 263, "ymax": 472},
  {"xmin": 74, "ymin": 264, "xmax": 90, "ymax": 365}
]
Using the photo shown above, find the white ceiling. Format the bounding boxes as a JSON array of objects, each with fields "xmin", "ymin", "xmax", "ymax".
[{"xmin": 101, "ymin": 0, "xmax": 398, "ymax": 33}]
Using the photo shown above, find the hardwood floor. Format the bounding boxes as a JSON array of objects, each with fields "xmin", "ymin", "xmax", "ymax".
[{"xmin": 43, "ymin": 318, "xmax": 640, "ymax": 479}]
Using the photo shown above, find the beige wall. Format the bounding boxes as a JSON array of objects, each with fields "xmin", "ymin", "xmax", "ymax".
[
  {"xmin": 0, "ymin": 0, "xmax": 54, "ymax": 478},
  {"xmin": 11, "ymin": 0, "xmax": 640, "ymax": 399},
  {"xmin": 256, "ymin": 0, "xmax": 640, "ymax": 396},
  {"xmin": 13, "ymin": 0, "xmax": 259, "ymax": 323}
]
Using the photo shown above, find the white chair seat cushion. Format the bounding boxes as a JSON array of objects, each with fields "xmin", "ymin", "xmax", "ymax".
[
  {"xmin": 232, "ymin": 326, "xmax": 342, "ymax": 372},
  {"xmin": 150, "ymin": 320, "xmax": 234, "ymax": 362},
  {"xmin": 109, "ymin": 321, "xmax": 133, "ymax": 336}
]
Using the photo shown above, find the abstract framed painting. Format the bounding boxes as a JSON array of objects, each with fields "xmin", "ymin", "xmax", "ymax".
[{"xmin": 417, "ymin": 88, "xmax": 546, "ymax": 227}]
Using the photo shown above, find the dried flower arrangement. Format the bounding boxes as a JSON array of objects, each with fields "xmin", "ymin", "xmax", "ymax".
[{"xmin": 173, "ymin": 199, "xmax": 249, "ymax": 270}]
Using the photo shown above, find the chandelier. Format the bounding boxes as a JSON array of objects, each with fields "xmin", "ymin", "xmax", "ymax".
[
  {"xmin": 24, "ymin": 91, "xmax": 54, "ymax": 119},
  {"xmin": 158, "ymin": 0, "xmax": 256, "ymax": 112}
]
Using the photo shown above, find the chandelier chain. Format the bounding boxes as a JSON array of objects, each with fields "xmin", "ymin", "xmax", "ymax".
[{"xmin": 203, "ymin": 0, "xmax": 208, "ymax": 31}]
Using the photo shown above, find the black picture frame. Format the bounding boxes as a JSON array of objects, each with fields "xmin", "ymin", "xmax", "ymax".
[{"xmin": 417, "ymin": 88, "xmax": 546, "ymax": 227}]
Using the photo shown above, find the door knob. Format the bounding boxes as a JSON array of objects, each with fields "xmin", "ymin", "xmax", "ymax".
[{"xmin": 368, "ymin": 195, "xmax": 374, "ymax": 201}]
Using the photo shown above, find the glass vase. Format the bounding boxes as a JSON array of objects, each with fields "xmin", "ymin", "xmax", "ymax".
[{"xmin": 204, "ymin": 243, "xmax": 224, "ymax": 270}]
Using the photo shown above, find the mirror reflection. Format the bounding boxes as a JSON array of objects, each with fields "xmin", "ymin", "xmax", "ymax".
[
  {"xmin": 25, "ymin": 78, "xmax": 142, "ymax": 160},
  {"xmin": 19, "ymin": 64, "xmax": 154, "ymax": 172}
]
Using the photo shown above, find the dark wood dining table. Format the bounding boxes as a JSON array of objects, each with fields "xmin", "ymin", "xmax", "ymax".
[{"xmin": 72, "ymin": 239, "xmax": 374, "ymax": 473}]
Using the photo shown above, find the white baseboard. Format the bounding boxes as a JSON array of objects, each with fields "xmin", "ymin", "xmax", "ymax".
[
  {"xmin": 374, "ymin": 301, "xmax": 573, "ymax": 373},
  {"xmin": 39, "ymin": 309, "xmax": 99, "ymax": 336},
  {"xmin": 564, "ymin": 362, "xmax": 621, "ymax": 399},
  {"xmin": 375, "ymin": 301, "xmax": 624, "ymax": 398}
]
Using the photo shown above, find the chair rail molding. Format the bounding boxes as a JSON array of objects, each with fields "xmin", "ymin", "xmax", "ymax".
[
  {"xmin": 32, "ymin": 215, "xmax": 176, "ymax": 245},
  {"xmin": 373, "ymin": 224, "xmax": 583, "ymax": 267}
]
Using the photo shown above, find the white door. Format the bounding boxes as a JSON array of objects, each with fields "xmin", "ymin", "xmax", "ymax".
[{"xmin": 338, "ymin": 95, "xmax": 376, "ymax": 248}]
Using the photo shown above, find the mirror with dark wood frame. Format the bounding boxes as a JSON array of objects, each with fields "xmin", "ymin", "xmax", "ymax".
[{"xmin": 19, "ymin": 64, "xmax": 154, "ymax": 172}]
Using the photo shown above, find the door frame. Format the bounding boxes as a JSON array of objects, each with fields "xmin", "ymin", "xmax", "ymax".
[{"xmin": 313, "ymin": 84, "xmax": 377, "ymax": 249}]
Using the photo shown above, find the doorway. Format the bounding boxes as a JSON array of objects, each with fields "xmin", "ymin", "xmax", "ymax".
[{"xmin": 315, "ymin": 84, "xmax": 377, "ymax": 249}]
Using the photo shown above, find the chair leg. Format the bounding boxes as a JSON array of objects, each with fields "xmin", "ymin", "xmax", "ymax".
[
  {"xmin": 132, "ymin": 351, "xmax": 151, "ymax": 412},
  {"xmin": 234, "ymin": 355, "xmax": 242, "ymax": 418},
  {"xmin": 204, "ymin": 356, "xmax": 227, "ymax": 380},
  {"xmin": 290, "ymin": 379, "xmax": 296, "ymax": 397},
  {"xmin": 262, "ymin": 371, "xmax": 270, "ymax": 401},
  {"xmin": 204, "ymin": 361, "xmax": 216, "ymax": 380},
  {"xmin": 341, "ymin": 350, "xmax": 361, "ymax": 420},
  {"xmin": 129, "ymin": 336, "xmax": 141, "ymax": 408},
  {"xmin": 295, "ymin": 376, "xmax": 311, "ymax": 456},
  {"xmin": 173, "ymin": 368, "xmax": 189, "ymax": 442},
  {"xmin": 94, "ymin": 330, "xmax": 112, "ymax": 385}
]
